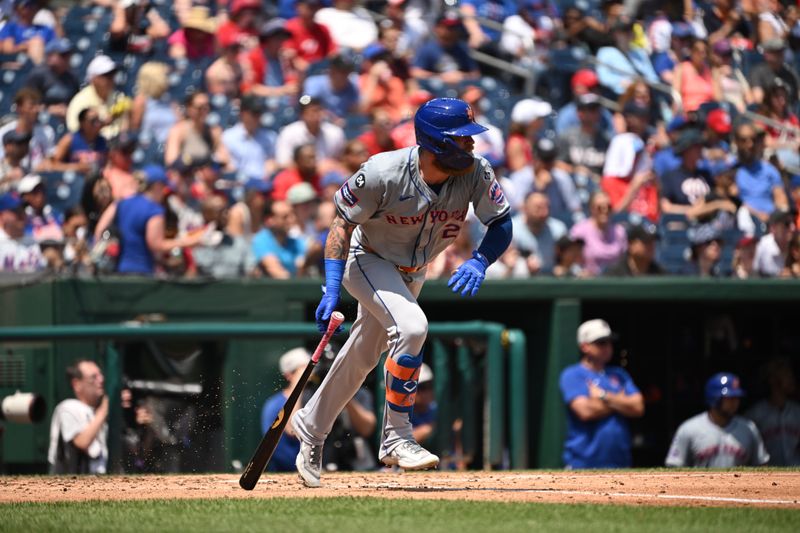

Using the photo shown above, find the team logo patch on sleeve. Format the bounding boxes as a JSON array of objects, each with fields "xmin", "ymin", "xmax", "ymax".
[
  {"xmin": 488, "ymin": 180, "xmax": 506, "ymax": 206},
  {"xmin": 340, "ymin": 182, "xmax": 359, "ymax": 207},
  {"xmin": 355, "ymin": 173, "xmax": 366, "ymax": 188}
]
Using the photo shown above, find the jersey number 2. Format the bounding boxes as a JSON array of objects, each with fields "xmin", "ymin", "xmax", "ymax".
[{"xmin": 442, "ymin": 223, "xmax": 460, "ymax": 239}]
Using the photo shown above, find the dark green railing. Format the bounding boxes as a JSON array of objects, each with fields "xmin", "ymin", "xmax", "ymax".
[{"xmin": 0, "ymin": 321, "xmax": 527, "ymax": 470}]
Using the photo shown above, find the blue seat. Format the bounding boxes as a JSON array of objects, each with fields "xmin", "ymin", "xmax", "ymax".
[{"xmin": 41, "ymin": 171, "xmax": 85, "ymax": 213}]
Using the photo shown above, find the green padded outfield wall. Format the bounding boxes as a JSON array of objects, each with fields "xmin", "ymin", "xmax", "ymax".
[{"xmin": 2, "ymin": 278, "xmax": 799, "ymax": 471}]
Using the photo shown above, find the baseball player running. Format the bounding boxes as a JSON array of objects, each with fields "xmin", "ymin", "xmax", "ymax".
[{"xmin": 291, "ymin": 97, "xmax": 512, "ymax": 487}]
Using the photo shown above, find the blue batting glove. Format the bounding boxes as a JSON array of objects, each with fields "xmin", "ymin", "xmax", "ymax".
[
  {"xmin": 316, "ymin": 259, "xmax": 346, "ymax": 333},
  {"xmin": 448, "ymin": 251, "xmax": 490, "ymax": 297},
  {"xmin": 315, "ymin": 286, "xmax": 342, "ymax": 333}
]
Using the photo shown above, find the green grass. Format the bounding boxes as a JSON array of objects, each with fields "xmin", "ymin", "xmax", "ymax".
[{"xmin": 1, "ymin": 498, "xmax": 798, "ymax": 533}]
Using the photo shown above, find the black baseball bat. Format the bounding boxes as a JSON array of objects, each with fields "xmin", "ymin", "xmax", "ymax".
[{"xmin": 239, "ymin": 311, "xmax": 345, "ymax": 490}]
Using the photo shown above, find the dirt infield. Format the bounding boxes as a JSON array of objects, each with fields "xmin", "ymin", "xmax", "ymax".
[{"xmin": 2, "ymin": 471, "xmax": 799, "ymax": 508}]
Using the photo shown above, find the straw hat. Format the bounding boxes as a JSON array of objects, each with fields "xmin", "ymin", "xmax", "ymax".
[{"xmin": 183, "ymin": 6, "xmax": 217, "ymax": 34}]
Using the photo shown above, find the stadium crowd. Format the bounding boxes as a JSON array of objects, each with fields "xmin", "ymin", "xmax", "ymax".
[{"xmin": 1, "ymin": 0, "xmax": 800, "ymax": 279}]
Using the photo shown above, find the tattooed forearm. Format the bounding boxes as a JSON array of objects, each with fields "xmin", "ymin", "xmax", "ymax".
[{"xmin": 325, "ymin": 214, "xmax": 356, "ymax": 260}]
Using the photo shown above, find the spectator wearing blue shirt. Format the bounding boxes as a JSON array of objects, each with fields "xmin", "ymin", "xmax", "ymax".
[
  {"xmin": 559, "ymin": 319, "xmax": 644, "ymax": 469},
  {"xmin": 261, "ymin": 347, "xmax": 312, "ymax": 472},
  {"xmin": 596, "ymin": 18, "xmax": 659, "ymax": 96},
  {"xmin": 410, "ymin": 363, "xmax": 437, "ymax": 446},
  {"xmin": 222, "ymin": 95, "xmax": 278, "ymax": 182},
  {"xmin": 459, "ymin": 0, "xmax": 517, "ymax": 50},
  {"xmin": 554, "ymin": 69, "xmax": 615, "ymax": 138},
  {"xmin": 0, "ymin": 0, "xmax": 55, "ymax": 65},
  {"xmin": 411, "ymin": 11, "xmax": 479, "ymax": 85},
  {"xmin": 93, "ymin": 165, "xmax": 203, "ymax": 275},
  {"xmin": 733, "ymin": 123, "xmax": 789, "ymax": 223},
  {"xmin": 302, "ymin": 55, "xmax": 359, "ymax": 125},
  {"xmin": 252, "ymin": 199, "xmax": 307, "ymax": 278}
]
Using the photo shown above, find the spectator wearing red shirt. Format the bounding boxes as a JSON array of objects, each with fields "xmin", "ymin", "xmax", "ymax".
[
  {"xmin": 241, "ymin": 19, "xmax": 298, "ymax": 103},
  {"xmin": 359, "ymin": 109, "xmax": 400, "ymax": 156},
  {"xmin": 601, "ymin": 102, "xmax": 659, "ymax": 223},
  {"xmin": 285, "ymin": 0, "xmax": 338, "ymax": 73},
  {"xmin": 272, "ymin": 144, "xmax": 321, "ymax": 201},
  {"xmin": 217, "ymin": 0, "xmax": 262, "ymax": 51},
  {"xmin": 167, "ymin": 6, "xmax": 218, "ymax": 61},
  {"xmin": 358, "ymin": 43, "xmax": 409, "ymax": 123}
]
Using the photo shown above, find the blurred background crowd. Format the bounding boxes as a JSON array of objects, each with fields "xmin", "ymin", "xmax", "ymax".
[{"xmin": 1, "ymin": 0, "xmax": 800, "ymax": 280}]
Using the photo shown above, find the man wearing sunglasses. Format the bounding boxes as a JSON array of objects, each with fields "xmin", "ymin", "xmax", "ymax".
[{"xmin": 559, "ymin": 319, "xmax": 645, "ymax": 469}]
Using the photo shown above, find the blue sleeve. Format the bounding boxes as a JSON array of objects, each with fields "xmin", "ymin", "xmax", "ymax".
[
  {"xmin": 616, "ymin": 368, "xmax": 641, "ymax": 395},
  {"xmin": 41, "ymin": 26, "xmax": 55, "ymax": 44},
  {"xmin": 252, "ymin": 231, "xmax": 271, "ymax": 261},
  {"xmin": 0, "ymin": 24, "xmax": 13, "ymax": 41},
  {"xmin": 147, "ymin": 202, "xmax": 165, "ymax": 219},
  {"xmin": 413, "ymin": 42, "xmax": 437, "ymax": 70},
  {"xmin": 477, "ymin": 212, "xmax": 512, "ymax": 264},
  {"xmin": 559, "ymin": 366, "xmax": 588, "ymax": 404},
  {"xmin": 767, "ymin": 163, "xmax": 782, "ymax": 188}
]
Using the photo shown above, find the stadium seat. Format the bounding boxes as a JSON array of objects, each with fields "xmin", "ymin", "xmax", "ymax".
[{"xmin": 40, "ymin": 171, "xmax": 85, "ymax": 214}]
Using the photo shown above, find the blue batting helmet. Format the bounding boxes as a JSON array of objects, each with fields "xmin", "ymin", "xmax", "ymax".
[
  {"xmin": 704, "ymin": 372, "xmax": 745, "ymax": 408},
  {"xmin": 414, "ymin": 98, "xmax": 488, "ymax": 170}
]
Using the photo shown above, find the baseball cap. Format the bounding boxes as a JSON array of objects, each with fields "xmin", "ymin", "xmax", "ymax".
[
  {"xmin": 577, "ymin": 319, "xmax": 615, "ymax": 345},
  {"xmin": 219, "ymin": 30, "xmax": 243, "ymax": 49},
  {"xmin": 45, "ymin": 37, "xmax": 73, "ymax": 55},
  {"xmin": 2, "ymin": 129, "xmax": 32, "ymax": 145},
  {"xmin": 142, "ymin": 164, "xmax": 168, "ymax": 185},
  {"xmin": 666, "ymin": 114, "xmax": 688, "ymax": 133},
  {"xmin": 612, "ymin": 17, "xmax": 634, "ymax": 33},
  {"xmin": 688, "ymin": 224, "xmax": 722, "ymax": 245},
  {"xmin": 706, "ymin": 108, "xmax": 732, "ymax": 135},
  {"xmin": 17, "ymin": 174, "xmax": 43, "ymax": 194},
  {"xmin": 534, "ymin": 136, "xmax": 557, "ymax": 161},
  {"xmin": 511, "ymin": 98, "xmax": 552, "ymax": 124},
  {"xmin": 622, "ymin": 100, "xmax": 650, "ymax": 117},
  {"xmin": 279, "ymin": 347, "xmax": 311, "ymax": 375},
  {"xmin": 673, "ymin": 128, "xmax": 704, "ymax": 155},
  {"xmin": 571, "ymin": 69, "xmax": 599, "ymax": 91},
  {"xmin": 627, "ymin": 223, "xmax": 660, "ymax": 243},
  {"xmin": 259, "ymin": 18, "xmax": 291, "ymax": 39},
  {"xmin": 576, "ymin": 93, "xmax": 601, "ymax": 109},
  {"xmin": 419, "ymin": 363, "xmax": 434, "ymax": 385},
  {"xmin": 230, "ymin": 0, "xmax": 261, "ymax": 14},
  {"xmin": 762, "ymin": 37, "xmax": 786, "ymax": 52},
  {"xmin": 108, "ymin": 131, "xmax": 138, "ymax": 152},
  {"xmin": 556, "ymin": 234, "xmax": 585, "ymax": 249},
  {"xmin": 86, "ymin": 54, "xmax": 117, "ymax": 81},
  {"xmin": 298, "ymin": 94, "xmax": 322, "ymax": 110},
  {"xmin": 671, "ymin": 22, "xmax": 694, "ymax": 39},
  {"xmin": 712, "ymin": 39, "xmax": 732, "ymax": 56},
  {"xmin": 436, "ymin": 10, "xmax": 462, "ymax": 27},
  {"xmin": 0, "ymin": 193, "xmax": 22, "ymax": 212},
  {"xmin": 244, "ymin": 178, "xmax": 272, "ymax": 193},
  {"xmin": 240, "ymin": 94, "xmax": 267, "ymax": 114},
  {"xmin": 362, "ymin": 43, "xmax": 389, "ymax": 61},
  {"xmin": 768, "ymin": 209, "xmax": 793, "ymax": 226},
  {"xmin": 286, "ymin": 182, "xmax": 318, "ymax": 205},
  {"xmin": 320, "ymin": 170, "xmax": 346, "ymax": 189}
]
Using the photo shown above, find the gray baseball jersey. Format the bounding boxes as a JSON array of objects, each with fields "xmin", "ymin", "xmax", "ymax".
[
  {"xmin": 745, "ymin": 400, "xmax": 800, "ymax": 466},
  {"xmin": 335, "ymin": 147, "xmax": 510, "ymax": 271},
  {"xmin": 293, "ymin": 146, "xmax": 509, "ymax": 461},
  {"xmin": 665, "ymin": 412, "xmax": 770, "ymax": 467}
]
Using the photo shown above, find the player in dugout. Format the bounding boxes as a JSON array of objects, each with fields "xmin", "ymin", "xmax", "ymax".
[{"xmin": 291, "ymin": 97, "xmax": 512, "ymax": 487}]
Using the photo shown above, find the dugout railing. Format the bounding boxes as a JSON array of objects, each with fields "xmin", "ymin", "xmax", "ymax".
[{"xmin": 0, "ymin": 321, "xmax": 527, "ymax": 473}]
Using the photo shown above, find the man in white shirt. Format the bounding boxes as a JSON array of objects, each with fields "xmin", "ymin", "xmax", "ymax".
[
  {"xmin": 754, "ymin": 210, "xmax": 795, "ymax": 277},
  {"xmin": 47, "ymin": 359, "xmax": 109, "ymax": 474},
  {"xmin": 274, "ymin": 95, "xmax": 345, "ymax": 173},
  {"xmin": 666, "ymin": 372, "xmax": 769, "ymax": 468},
  {"xmin": 221, "ymin": 94, "xmax": 277, "ymax": 182},
  {"xmin": 0, "ymin": 193, "xmax": 46, "ymax": 273}
]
